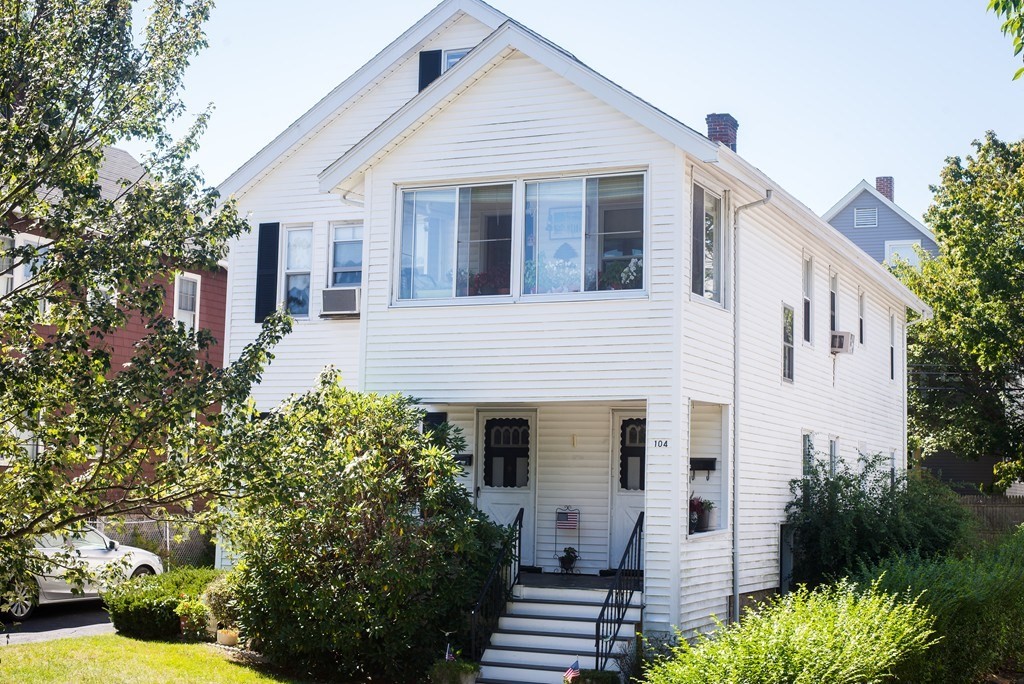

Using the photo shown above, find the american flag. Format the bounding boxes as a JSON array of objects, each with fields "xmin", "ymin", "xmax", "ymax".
[
  {"xmin": 556, "ymin": 510, "xmax": 579, "ymax": 530},
  {"xmin": 445, "ymin": 643, "xmax": 455, "ymax": 662},
  {"xmin": 563, "ymin": 658, "xmax": 580, "ymax": 681}
]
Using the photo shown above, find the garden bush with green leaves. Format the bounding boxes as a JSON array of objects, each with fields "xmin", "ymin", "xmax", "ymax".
[
  {"xmin": 785, "ymin": 452, "xmax": 976, "ymax": 586},
  {"xmin": 222, "ymin": 371, "xmax": 508, "ymax": 681},
  {"xmin": 855, "ymin": 526, "xmax": 1024, "ymax": 682},
  {"xmin": 642, "ymin": 581, "xmax": 935, "ymax": 684},
  {"xmin": 102, "ymin": 567, "xmax": 220, "ymax": 640}
]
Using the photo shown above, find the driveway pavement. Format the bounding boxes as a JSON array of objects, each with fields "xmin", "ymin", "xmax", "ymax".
[{"xmin": 1, "ymin": 600, "xmax": 114, "ymax": 646}]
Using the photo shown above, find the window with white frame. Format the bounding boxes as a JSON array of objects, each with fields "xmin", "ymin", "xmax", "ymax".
[
  {"xmin": 400, "ymin": 183, "xmax": 513, "ymax": 300},
  {"xmin": 885, "ymin": 240, "xmax": 921, "ymax": 268},
  {"xmin": 330, "ymin": 222, "xmax": 363, "ymax": 287},
  {"xmin": 397, "ymin": 173, "xmax": 644, "ymax": 302},
  {"xmin": 858, "ymin": 290, "xmax": 866, "ymax": 345},
  {"xmin": 802, "ymin": 255, "xmax": 813, "ymax": 343},
  {"xmin": 854, "ymin": 207, "xmax": 878, "ymax": 228},
  {"xmin": 283, "ymin": 226, "xmax": 313, "ymax": 315},
  {"xmin": 525, "ymin": 174, "xmax": 644, "ymax": 294},
  {"xmin": 1, "ymin": 236, "xmax": 13, "ymax": 295},
  {"xmin": 174, "ymin": 273, "xmax": 200, "ymax": 331},
  {"xmin": 691, "ymin": 184, "xmax": 723, "ymax": 302},
  {"xmin": 829, "ymin": 271, "xmax": 839, "ymax": 332},
  {"xmin": 890, "ymin": 312, "xmax": 896, "ymax": 381},
  {"xmin": 443, "ymin": 48, "xmax": 470, "ymax": 71},
  {"xmin": 802, "ymin": 432, "xmax": 815, "ymax": 476},
  {"xmin": 829, "ymin": 438, "xmax": 839, "ymax": 476},
  {"xmin": 23, "ymin": 239, "xmax": 49, "ymax": 316},
  {"xmin": 782, "ymin": 304, "xmax": 795, "ymax": 382}
]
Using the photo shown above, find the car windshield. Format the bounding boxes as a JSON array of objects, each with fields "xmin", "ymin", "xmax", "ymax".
[{"xmin": 35, "ymin": 528, "xmax": 107, "ymax": 549}]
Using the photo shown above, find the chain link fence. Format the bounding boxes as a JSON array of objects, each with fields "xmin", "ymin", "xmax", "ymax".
[{"xmin": 89, "ymin": 516, "xmax": 215, "ymax": 569}]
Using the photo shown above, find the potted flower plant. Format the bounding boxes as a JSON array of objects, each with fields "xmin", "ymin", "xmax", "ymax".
[
  {"xmin": 428, "ymin": 657, "xmax": 480, "ymax": 684},
  {"xmin": 558, "ymin": 546, "xmax": 580, "ymax": 573},
  {"xmin": 689, "ymin": 496, "xmax": 716, "ymax": 534}
]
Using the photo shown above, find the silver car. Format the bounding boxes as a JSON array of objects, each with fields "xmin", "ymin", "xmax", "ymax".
[{"xmin": 5, "ymin": 525, "xmax": 164, "ymax": 620}]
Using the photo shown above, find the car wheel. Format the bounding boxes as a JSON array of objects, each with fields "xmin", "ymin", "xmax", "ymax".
[
  {"xmin": 7, "ymin": 581, "xmax": 37, "ymax": 620},
  {"xmin": 131, "ymin": 566, "xmax": 155, "ymax": 578}
]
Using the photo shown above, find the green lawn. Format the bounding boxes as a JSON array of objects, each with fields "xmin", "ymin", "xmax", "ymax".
[{"xmin": 0, "ymin": 635, "xmax": 312, "ymax": 683}]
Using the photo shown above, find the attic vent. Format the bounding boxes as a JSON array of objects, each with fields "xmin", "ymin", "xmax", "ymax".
[{"xmin": 854, "ymin": 207, "xmax": 878, "ymax": 228}]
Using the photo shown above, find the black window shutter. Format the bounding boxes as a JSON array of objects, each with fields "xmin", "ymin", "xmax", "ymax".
[
  {"xmin": 255, "ymin": 222, "xmax": 280, "ymax": 323},
  {"xmin": 691, "ymin": 186, "xmax": 705, "ymax": 296},
  {"xmin": 418, "ymin": 50, "xmax": 443, "ymax": 91}
]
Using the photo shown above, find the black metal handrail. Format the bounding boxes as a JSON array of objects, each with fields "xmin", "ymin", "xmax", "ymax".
[
  {"xmin": 595, "ymin": 511, "xmax": 644, "ymax": 671},
  {"xmin": 469, "ymin": 507, "xmax": 523, "ymax": 660}
]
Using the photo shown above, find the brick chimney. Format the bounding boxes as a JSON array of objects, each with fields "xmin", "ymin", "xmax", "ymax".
[
  {"xmin": 875, "ymin": 176, "xmax": 894, "ymax": 202},
  {"xmin": 706, "ymin": 113, "xmax": 739, "ymax": 152}
]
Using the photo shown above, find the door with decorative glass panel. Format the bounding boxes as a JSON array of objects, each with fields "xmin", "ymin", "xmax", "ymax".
[
  {"xmin": 610, "ymin": 412, "xmax": 645, "ymax": 569},
  {"xmin": 475, "ymin": 411, "xmax": 536, "ymax": 566}
]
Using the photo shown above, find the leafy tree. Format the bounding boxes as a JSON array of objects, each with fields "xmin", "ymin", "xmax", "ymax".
[
  {"xmin": 990, "ymin": 0, "xmax": 1024, "ymax": 80},
  {"xmin": 222, "ymin": 371, "xmax": 507, "ymax": 680},
  {"xmin": 896, "ymin": 133, "xmax": 1024, "ymax": 485},
  {"xmin": 0, "ymin": 0, "xmax": 288, "ymax": 595}
]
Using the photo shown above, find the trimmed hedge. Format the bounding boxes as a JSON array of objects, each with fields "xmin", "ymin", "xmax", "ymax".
[
  {"xmin": 642, "ymin": 582, "xmax": 935, "ymax": 684},
  {"xmin": 102, "ymin": 567, "xmax": 220, "ymax": 640},
  {"xmin": 855, "ymin": 527, "xmax": 1024, "ymax": 682}
]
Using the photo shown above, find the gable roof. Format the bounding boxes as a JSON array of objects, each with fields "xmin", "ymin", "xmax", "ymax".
[
  {"xmin": 217, "ymin": 0, "xmax": 509, "ymax": 200},
  {"xmin": 822, "ymin": 179, "xmax": 937, "ymax": 244},
  {"xmin": 318, "ymin": 18, "xmax": 718, "ymax": 194}
]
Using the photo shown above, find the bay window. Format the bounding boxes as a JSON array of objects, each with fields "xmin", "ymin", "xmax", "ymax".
[{"xmin": 397, "ymin": 172, "xmax": 644, "ymax": 302}]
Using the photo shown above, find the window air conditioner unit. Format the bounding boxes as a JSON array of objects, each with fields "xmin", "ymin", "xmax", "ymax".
[
  {"xmin": 320, "ymin": 287, "xmax": 360, "ymax": 317},
  {"xmin": 830, "ymin": 331, "xmax": 854, "ymax": 354}
]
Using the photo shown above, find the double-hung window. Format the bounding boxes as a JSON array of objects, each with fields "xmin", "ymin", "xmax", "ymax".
[
  {"xmin": 331, "ymin": 222, "xmax": 363, "ymax": 287},
  {"xmin": 524, "ymin": 174, "xmax": 644, "ymax": 294},
  {"xmin": 443, "ymin": 48, "xmax": 470, "ymax": 71},
  {"xmin": 802, "ymin": 432, "xmax": 815, "ymax": 476},
  {"xmin": 829, "ymin": 438, "xmax": 839, "ymax": 476},
  {"xmin": 400, "ymin": 183, "xmax": 513, "ymax": 300},
  {"xmin": 829, "ymin": 271, "xmax": 839, "ymax": 332},
  {"xmin": 858, "ymin": 291, "xmax": 866, "ymax": 344},
  {"xmin": 782, "ymin": 304, "xmax": 794, "ymax": 382},
  {"xmin": 174, "ymin": 273, "xmax": 200, "ymax": 331},
  {"xmin": 802, "ymin": 256, "xmax": 813, "ymax": 343},
  {"xmin": 1, "ymin": 236, "xmax": 13, "ymax": 295},
  {"xmin": 890, "ymin": 313, "xmax": 896, "ymax": 380},
  {"xmin": 284, "ymin": 227, "xmax": 313, "ymax": 316},
  {"xmin": 691, "ymin": 184, "xmax": 723, "ymax": 302}
]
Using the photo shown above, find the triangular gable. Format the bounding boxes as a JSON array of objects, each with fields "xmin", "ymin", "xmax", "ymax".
[
  {"xmin": 318, "ymin": 19, "xmax": 718, "ymax": 195},
  {"xmin": 822, "ymin": 180, "xmax": 937, "ymax": 244},
  {"xmin": 217, "ymin": 0, "xmax": 508, "ymax": 200}
]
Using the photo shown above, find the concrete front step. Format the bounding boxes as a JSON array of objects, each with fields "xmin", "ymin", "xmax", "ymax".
[
  {"xmin": 478, "ymin": 661, "xmax": 591, "ymax": 684},
  {"xmin": 506, "ymin": 597, "xmax": 642, "ymax": 621}
]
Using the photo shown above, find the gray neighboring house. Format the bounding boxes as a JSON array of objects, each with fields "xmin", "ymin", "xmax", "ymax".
[{"xmin": 823, "ymin": 177, "xmax": 937, "ymax": 267}]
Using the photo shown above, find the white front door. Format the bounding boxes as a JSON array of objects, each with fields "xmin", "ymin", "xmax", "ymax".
[
  {"xmin": 610, "ymin": 412, "xmax": 645, "ymax": 569},
  {"xmin": 476, "ymin": 411, "xmax": 536, "ymax": 566}
]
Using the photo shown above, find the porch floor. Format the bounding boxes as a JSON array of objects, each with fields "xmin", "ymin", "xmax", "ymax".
[{"xmin": 517, "ymin": 570, "xmax": 618, "ymax": 591}]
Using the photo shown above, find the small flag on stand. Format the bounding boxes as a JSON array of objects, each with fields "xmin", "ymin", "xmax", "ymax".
[
  {"xmin": 445, "ymin": 643, "xmax": 455, "ymax": 662},
  {"xmin": 563, "ymin": 657, "xmax": 580, "ymax": 681},
  {"xmin": 556, "ymin": 510, "xmax": 579, "ymax": 530}
]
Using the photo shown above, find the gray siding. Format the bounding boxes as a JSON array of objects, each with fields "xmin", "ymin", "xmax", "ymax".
[{"xmin": 828, "ymin": 190, "xmax": 937, "ymax": 262}]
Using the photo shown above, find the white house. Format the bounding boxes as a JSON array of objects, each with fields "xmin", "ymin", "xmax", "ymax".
[{"xmin": 218, "ymin": 1, "xmax": 927, "ymax": 680}]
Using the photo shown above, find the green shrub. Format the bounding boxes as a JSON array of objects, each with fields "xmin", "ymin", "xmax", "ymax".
[
  {"xmin": 642, "ymin": 581, "xmax": 935, "ymax": 684},
  {"xmin": 202, "ymin": 571, "xmax": 239, "ymax": 630},
  {"xmin": 428, "ymin": 659, "xmax": 479, "ymax": 683},
  {"xmin": 855, "ymin": 527, "xmax": 1024, "ymax": 682},
  {"xmin": 102, "ymin": 567, "xmax": 220, "ymax": 640},
  {"xmin": 224, "ymin": 373, "xmax": 508, "ymax": 680},
  {"xmin": 786, "ymin": 453, "xmax": 976, "ymax": 585},
  {"xmin": 577, "ymin": 669, "xmax": 620, "ymax": 684}
]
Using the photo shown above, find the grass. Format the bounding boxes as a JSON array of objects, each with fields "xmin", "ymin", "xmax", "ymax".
[{"xmin": 0, "ymin": 634, "xmax": 314, "ymax": 683}]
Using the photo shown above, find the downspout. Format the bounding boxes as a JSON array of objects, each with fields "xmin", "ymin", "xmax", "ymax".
[{"xmin": 731, "ymin": 188, "xmax": 773, "ymax": 623}]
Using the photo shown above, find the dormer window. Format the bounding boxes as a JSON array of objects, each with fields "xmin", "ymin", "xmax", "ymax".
[{"xmin": 443, "ymin": 48, "xmax": 470, "ymax": 71}]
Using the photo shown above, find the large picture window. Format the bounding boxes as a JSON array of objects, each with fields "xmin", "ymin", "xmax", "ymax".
[
  {"xmin": 399, "ymin": 184, "xmax": 513, "ymax": 300},
  {"xmin": 691, "ymin": 184, "xmax": 723, "ymax": 302},
  {"xmin": 523, "ymin": 174, "xmax": 644, "ymax": 295}
]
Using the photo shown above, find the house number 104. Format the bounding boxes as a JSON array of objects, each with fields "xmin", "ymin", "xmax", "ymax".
[{"xmin": 653, "ymin": 439, "xmax": 669, "ymax": 448}]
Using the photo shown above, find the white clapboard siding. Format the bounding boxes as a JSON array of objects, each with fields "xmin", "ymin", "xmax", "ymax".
[{"xmin": 225, "ymin": 15, "xmax": 495, "ymax": 409}]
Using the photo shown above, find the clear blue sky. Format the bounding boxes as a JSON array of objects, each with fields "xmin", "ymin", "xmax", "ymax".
[{"xmin": 151, "ymin": 0, "xmax": 1024, "ymax": 223}]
